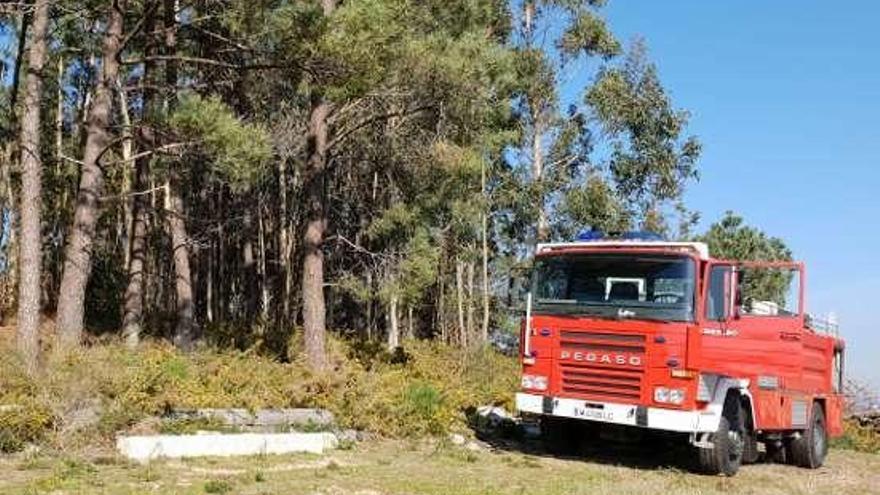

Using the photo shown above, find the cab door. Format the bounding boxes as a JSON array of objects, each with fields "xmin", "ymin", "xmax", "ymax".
[
  {"xmin": 698, "ymin": 263, "xmax": 744, "ymax": 375},
  {"xmin": 700, "ymin": 261, "xmax": 806, "ymax": 429},
  {"xmin": 733, "ymin": 262, "xmax": 808, "ymax": 429}
]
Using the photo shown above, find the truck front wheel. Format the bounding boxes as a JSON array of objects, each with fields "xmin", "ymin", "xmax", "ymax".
[
  {"xmin": 788, "ymin": 403, "xmax": 828, "ymax": 468},
  {"xmin": 697, "ymin": 394, "xmax": 744, "ymax": 476}
]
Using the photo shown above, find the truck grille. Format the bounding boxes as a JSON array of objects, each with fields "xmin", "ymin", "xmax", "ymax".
[{"xmin": 558, "ymin": 330, "xmax": 646, "ymax": 403}]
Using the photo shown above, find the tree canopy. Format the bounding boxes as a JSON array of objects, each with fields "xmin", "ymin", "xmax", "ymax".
[
  {"xmin": 696, "ymin": 211, "xmax": 794, "ymax": 306},
  {"xmin": 0, "ymin": 0, "xmax": 718, "ymax": 369}
]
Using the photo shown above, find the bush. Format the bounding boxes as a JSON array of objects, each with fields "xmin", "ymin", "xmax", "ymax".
[
  {"xmin": 833, "ymin": 419, "xmax": 880, "ymax": 454},
  {"xmin": 203, "ymin": 479, "xmax": 232, "ymax": 494},
  {"xmin": 327, "ymin": 341, "xmax": 518, "ymax": 436},
  {"xmin": 0, "ymin": 336, "xmax": 519, "ymax": 451},
  {"xmin": 0, "ymin": 401, "xmax": 54, "ymax": 452}
]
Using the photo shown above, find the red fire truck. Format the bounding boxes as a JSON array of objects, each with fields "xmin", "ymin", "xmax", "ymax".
[{"xmin": 516, "ymin": 232, "xmax": 845, "ymax": 475}]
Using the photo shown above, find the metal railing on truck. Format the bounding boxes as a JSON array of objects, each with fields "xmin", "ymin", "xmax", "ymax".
[{"xmin": 805, "ymin": 313, "xmax": 840, "ymax": 337}]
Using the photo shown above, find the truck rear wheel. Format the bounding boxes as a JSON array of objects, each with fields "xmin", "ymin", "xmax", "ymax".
[
  {"xmin": 788, "ymin": 403, "xmax": 827, "ymax": 469},
  {"xmin": 697, "ymin": 394, "xmax": 744, "ymax": 476}
]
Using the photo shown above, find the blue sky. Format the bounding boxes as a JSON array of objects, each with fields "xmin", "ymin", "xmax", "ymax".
[{"xmin": 569, "ymin": 1, "xmax": 879, "ymax": 386}]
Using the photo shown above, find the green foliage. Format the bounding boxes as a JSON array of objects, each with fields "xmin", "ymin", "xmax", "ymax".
[
  {"xmin": 0, "ymin": 401, "xmax": 54, "ymax": 453},
  {"xmin": 586, "ymin": 41, "xmax": 700, "ymax": 212},
  {"xmin": 832, "ymin": 420, "xmax": 880, "ymax": 454},
  {"xmin": 0, "ymin": 350, "xmax": 53, "ymax": 452},
  {"xmin": 696, "ymin": 211, "xmax": 794, "ymax": 304},
  {"xmin": 560, "ymin": 175, "xmax": 630, "ymax": 234},
  {"xmin": 0, "ymin": 336, "xmax": 518, "ymax": 450},
  {"xmin": 334, "ymin": 340, "xmax": 518, "ymax": 436},
  {"xmin": 203, "ymin": 479, "xmax": 232, "ymax": 494},
  {"xmin": 3, "ymin": 0, "xmax": 710, "ymax": 434},
  {"xmin": 558, "ymin": 9, "xmax": 620, "ymax": 59},
  {"xmin": 697, "ymin": 211, "xmax": 792, "ymax": 262},
  {"xmin": 403, "ymin": 382, "xmax": 444, "ymax": 431},
  {"xmin": 318, "ymin": 0, "xmax": 409, "ymax": 97},
  {"xmin": 169, "ymin": 94, "xmax": 272, "ymax": 190}
]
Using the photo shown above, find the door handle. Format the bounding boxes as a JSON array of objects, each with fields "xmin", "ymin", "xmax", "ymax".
[{"xmin": 779, "ymin": 331, "xmax": 801, "ymax": 341}]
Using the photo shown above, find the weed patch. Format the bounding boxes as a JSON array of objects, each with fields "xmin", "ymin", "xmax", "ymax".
[{"xmin": 203, "ymin": 479, "xmax": 232, "ymax": 493}]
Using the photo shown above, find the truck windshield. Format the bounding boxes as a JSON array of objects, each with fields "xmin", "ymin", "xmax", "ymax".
[{"xmin": 531, "ymin": 253, "xmax": 696, "ymax": 322}]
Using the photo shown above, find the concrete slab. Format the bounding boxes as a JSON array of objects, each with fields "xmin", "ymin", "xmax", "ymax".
[
  {"xmin": 166, "ymin": 408, "xmax": 335, "ymax": 428},
  {"xmin": 117, "ymin": 431, "xmax": 338, "ymax": 463}
]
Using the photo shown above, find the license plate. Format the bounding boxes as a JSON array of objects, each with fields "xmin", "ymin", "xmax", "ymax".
[
  {"xmin": 565, "ymin": 402, "xmax": 637, "ymax": 425},
  {"xmin": 572, "ymin": 406, "xmax": 616, "ymax": 421}
]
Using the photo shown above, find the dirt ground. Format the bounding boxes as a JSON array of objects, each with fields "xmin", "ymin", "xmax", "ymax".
[{"xmin": 1, "ymin": 438, "xmax": 878, "ymax": 495}]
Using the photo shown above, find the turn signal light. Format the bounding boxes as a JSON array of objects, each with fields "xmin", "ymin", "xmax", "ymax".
[{"xmin": 670, "ymin": 369, "xmax": 696, "ymax": 379}]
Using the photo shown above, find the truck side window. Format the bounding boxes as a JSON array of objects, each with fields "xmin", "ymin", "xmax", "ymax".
[{"xmin": 705, "ymin": 266, "xmax": 729, "ymax": 321}]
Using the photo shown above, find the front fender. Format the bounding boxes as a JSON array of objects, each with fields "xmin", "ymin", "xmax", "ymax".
[{"xmin": 697, "ymin": 374, "xmax": 755, "ymax": 432}]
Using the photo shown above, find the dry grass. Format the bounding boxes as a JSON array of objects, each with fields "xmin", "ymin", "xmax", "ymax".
[
  {"xmin": 0, "ymin": 439, "xmax": 878, "ymax": 495},
  {"xmin": 2, "ymin": 325, "xmax": 878, "ymax": 493}
]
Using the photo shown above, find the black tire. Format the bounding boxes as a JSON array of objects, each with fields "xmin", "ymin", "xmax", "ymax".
[
  {"xmin": 742, "ymin": 430, "xmax": 759, "ymax": 464},
  {"xmin": 789, "ymin": 403, "xmax": 828, "ymax": 468},
  {"xmin": 697, "ymin": 394, "xmax": 745, "ymax": 476},
  {"xmin": 740, "ymin": 399, "xmax": 759, "ymax": 464}
]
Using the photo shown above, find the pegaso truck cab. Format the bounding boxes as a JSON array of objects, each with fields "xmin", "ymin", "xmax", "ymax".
[{"xmin": 516, "ymin": 231, "xmax": 845, "ymax": 475}]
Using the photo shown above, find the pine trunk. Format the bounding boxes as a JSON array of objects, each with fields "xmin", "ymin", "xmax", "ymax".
[
  {"xmin": 16, "ymin": 0, "xmax": 50, "ymax": 373},
  {"xmin": 278, "ymin": 158, "xmax": 290, "ymax": 322},
  {"xmin": 455, "ymin": 259, "xmax": 466, "ymax": 348},
  {"xmin": 162, "ymin": 0, "xmax": 195, "ymax": 348},
  {"xmin": 387, "ymin": 294, "xmax": 399, "ymax": 349},
  {"xmin": 121, "ymin": 1, "xmax": 158, "ymax": 346},
  {"xmin": 258, "ymin": 200, "xmax": 270, "ymax": 321},
  {"xmin": 243, "ymin": 209, "xmax": 257, "ymax": 317},
  {"xmin": 167, "ymin": 178, "xmax": 195, "ymax": 349},
  {"xmin": 532, "ymin": 117, "xmax": 549, "ymax": 242},
  {"xmin": 480, "ymin": 159, "xmax": 490, "ymax": 343},
  {"xmin": 301, "ymin": 95, "xmax": 330, "ymax": 370},
  {"xmin": 56, "ymin": 1, "xmax": 125, "ymax": 348},
  {"xmin": 300, "ymin": 0, "xmax": 336, "ymax": 371},
  {"xmin": 466, "ymin": 260, "xmax": 474, "ymax": 344}
]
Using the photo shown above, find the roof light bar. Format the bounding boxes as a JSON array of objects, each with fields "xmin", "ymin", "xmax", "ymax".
[{"xmin": 575, "ymin": 230, "xmax": 665, "ymax": 242}]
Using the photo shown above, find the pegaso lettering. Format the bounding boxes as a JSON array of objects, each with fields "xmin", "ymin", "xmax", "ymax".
[{"xmin": 560, "ymin": 350, "xmax": 642, "ymax": 367}]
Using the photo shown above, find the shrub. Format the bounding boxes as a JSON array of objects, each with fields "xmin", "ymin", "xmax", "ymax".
[
  {"xmin": 203, "ymin": 479, "xmax": 232, "ymax": 494},
  {"xmin": 0, "ymin": 401, "xmax": 54, "ymax": 452},
  {"xmin": 0, "ymin": 335, "xmax": 519, "ymax": 451},
  {"xmin": 833, "ymin": 419, "xmax": 880, "ymax": 454}
]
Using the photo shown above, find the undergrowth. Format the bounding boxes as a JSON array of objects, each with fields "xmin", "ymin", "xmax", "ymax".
[
  {"xmin": 832, "ymin": 420, "xmax": 880, "ymax": 454},
  {"xmin": 0, "ymin": 336, "xmax": 518, "ymax": 452}
]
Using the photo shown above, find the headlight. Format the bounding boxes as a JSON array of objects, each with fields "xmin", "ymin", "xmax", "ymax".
[
  {"xmin": 668, "ymin": 388, "xmax": 686, "ymax": 405},
  {"xmin": 654, "ymin": 387, "xmax": 685, "ymax": 405},
  {"xmin": 654, "ymin": 387, "xmax": 670, "ymax": 403},
  {"xmin": 521, "ymin": 374, "xmax": 548, "ymax": 391}
]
